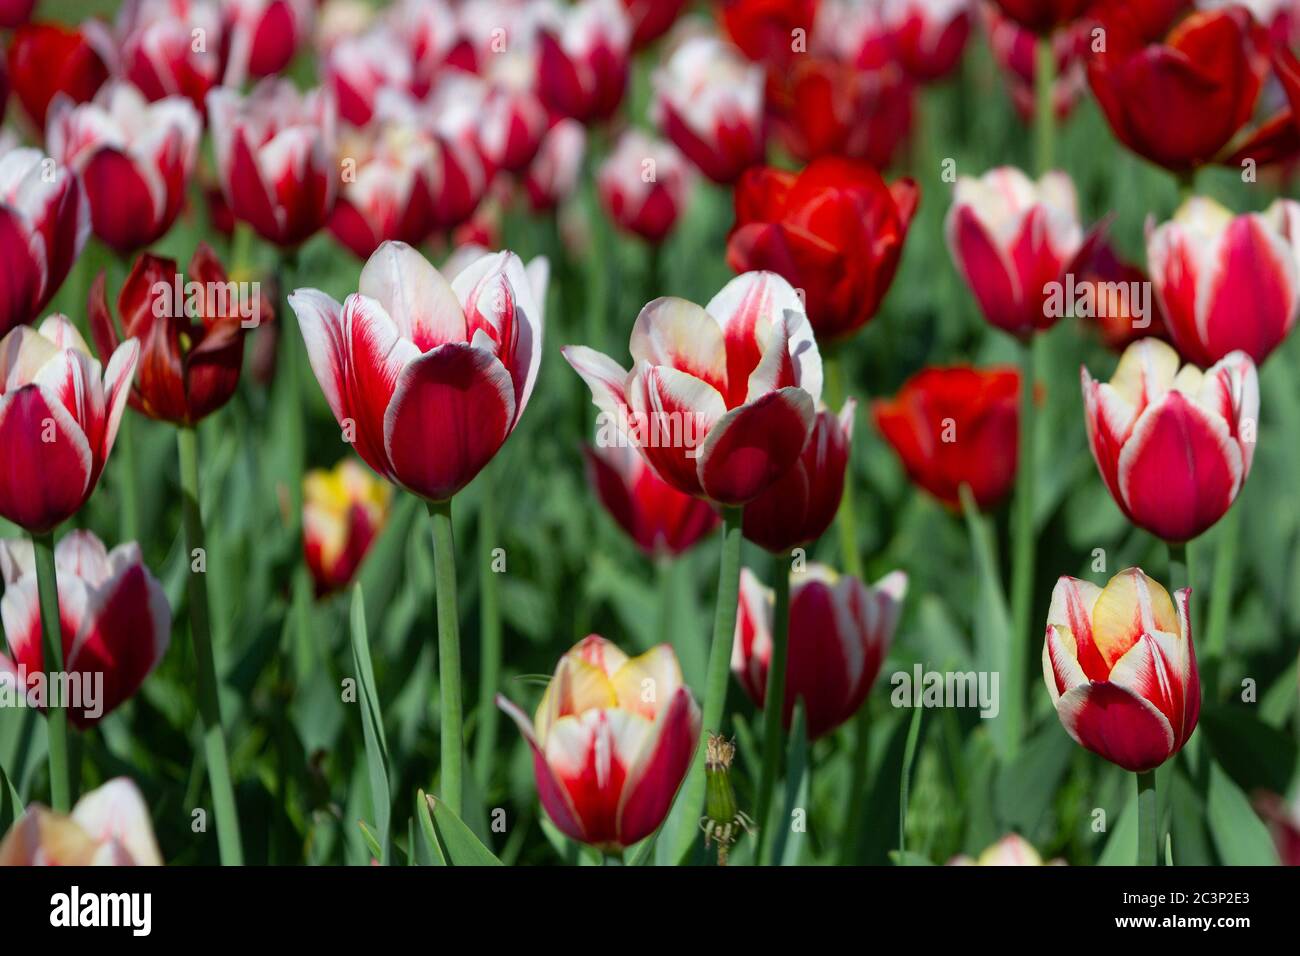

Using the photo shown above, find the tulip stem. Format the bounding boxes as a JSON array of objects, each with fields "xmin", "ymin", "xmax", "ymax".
[
  {"xmin": 1034, "ymin": 36, "xmax": 1055, "ymax": 174},
  {"xmin": 755, "ymin": 554, "xmax": 791, "ymax": 866},
  {"xmin": 474, "ymin": 484, "xmax": 502, "ymax": 793},
  {"xmin": 1136, "ymin": 770, "xmax": 1158, "ymax": 866},
  {"xmin": 177, "ymin": 426, "xmax": 244, "ymax": 865},
  {"xmin": 1008, "ymin": 336, "xmax": 1039, "ymax": 758},
  {"xmin": 117, "ymin": 413, "xmax": 140, "ymax": 544},
  {"xmin": 1204, "ymin": 506, "xmax": 1237, "ymax": 662},
  {"xmin": 1167, "ymin": 541, "xmax": 1190, "ymax": 594},
  {"xmin": 32, "ymin": 531, "xmax": 70, "ymax": 813},
  {"xmin": 429, "ymin": 498, "xmax": 464, "ymax": 816},
  {"xmin": 825, "ymin": 355, "xmax": 863, "ymax": 578}
]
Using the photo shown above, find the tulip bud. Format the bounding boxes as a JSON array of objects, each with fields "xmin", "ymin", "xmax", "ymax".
[
  {"xmin": 523, "ymin": 118, "xmax": 586, "ymax": 213},
  {"xmin": 1042, "ymin": 568, "xmax": 1199, "ymax": 772},
  {"xmin": 498, "ymin": 636, "xmax": 702, "ymax": 850},
  {"xmin": 1082, "ymin": 338, "xmax": 1258, "ymax": 543}
]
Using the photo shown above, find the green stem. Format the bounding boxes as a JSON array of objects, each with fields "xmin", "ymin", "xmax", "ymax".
[
  {"xmin": 32, "ymin": 531, "xmax": 69, "ymax": 813},
  {"xmin": 428, "ymin": 498, "xmax": 464, "ymax": 816},
  {"xmin": 673, "ymin": 504, "xmax": 744, "ymax": 865},
  {"xmin": 474, "ymin": 486, "xmax": 502, "ymax": 792},
  {"xmin": 177, "ymin": 426, "xmax": 244, "ymax": 865},
  {"xmin": 838, "ymin": 709, "xmax": 871, "ymax": 865},
  {"xmin": 898, "ymin": 705, "xmax": 924, "ymax": 862},
  {"xmin": 755, "ymin": 555, "xmax": 791, "ymax": 866},
  {"xmin": 278, "ymin": 252, "xmax": 304, "ymax": 524},
  {"xmin": 1204, "ymin": 507, "xmax": 1237, "ymax": 660},
  {"xmin": 1008, "ymin": 336, "xmax": 1038, "ymax": 756},
  {"xmin": 116, "ymin": 409, "xmax": 140, "ymax": 545},
  {"xmin": 1167, "ymin": 541, "xmax": 1189, "ymax": 594},
  {"xmin": 1136, "ymin": 770, "xmax": 1157, "ymax": 866},
  {"xmin": 825, "ymin": 355, "xmax": 863, "ymax": 578},
  {"xmin": 1034, "ymin": 36, "xmax": 1055, "ymax": 174}
]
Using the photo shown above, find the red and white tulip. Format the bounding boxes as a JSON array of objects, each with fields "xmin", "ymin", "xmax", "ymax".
[
  {"xmin": 0, "ymin": 531, "xmax": 170, "ymax": 729},
  {"xmin": 536, "ymin": 0, "xmax": 632, "ymax": 124},
  {"xmin": 289, "ymin": 241, "xmax": 547, "ymax": 502},
  {"xmin": 0, "ymin": 317, "xmax": 138, "ymax": 533},
  {"xmin": 0, "ymin": 143, "xmax": 89, "ymax": 337},
  {"xmin": 523, "ymin": 117, "xmax": 586, "ymax": 212},
  {"xmin": 563, "ymin": 271, "xmax": 823, "ymax": 505},
  {"xmin": 1043, "ymin": 568, "xmax": 1199, "ymax": 773},
  {"xmin": 0, "ymin": 778, "xmax": 162, "ymax": 865},
  {"xmin": 47, "ymin": 83, "xmax": 201, "ymax": 254},
  {"xmin": 597, "ymin": 130, "xmax": 694, "ymax": 243},
  {"xmin": 221, "ymin": 0, "xmax": 313, "ymax": 85},
  {"xmin": 1147, "ymin": 196, "xmax": 1300, "ymax": 367},
  {"xmin": 1082, "ymin": 338, "xmax": 1258, "ymax": 543},
  {"xmin": 117, "ymin": 0, "xmax": 224, "ymax": 113},
  {"xmin": 733, "ymin": 564, "xmax": 906, "ymax": 740},
  {"xmin": 207, "ymin": 79, "xmax": 337, "ymax": 247},
  {"xmin": 651, "ymin": 34, "xmax": 765, "ymax": 185},
  {"xmin": 497, "ymin": 635, "xmax": 701, "ymax": 851}
]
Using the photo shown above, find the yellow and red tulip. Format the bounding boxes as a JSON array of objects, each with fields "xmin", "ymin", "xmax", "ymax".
[
  {"xmin": 1082, "ymin": 338, "xmax": 1258, "ymax": 543},
  {"xmin": 1042, "ymin": 568, "xmax": 1199, "ymax": 773},
  {"xmin": 497, "ymin": 635, "xmax": 701, "ymax": 851},
  {"xmin": 302, "ymin": 459, "xmax": 391, "ymax": 596},
  {"xmin": 0, "ymin": 778, "xmax": 162, "ymax": 865}
]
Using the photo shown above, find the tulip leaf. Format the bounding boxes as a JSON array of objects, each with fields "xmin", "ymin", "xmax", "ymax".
[
  {"xmin": 415, "ymin": 791, "xmax": 446, "ymax": 866},
  {"xmin": 889, "ymin": 850, "xmax": 935, "ymax": 866},
  {"xmin": 767, "ymin": 701, "xmax": 807, "ymax": 866},
  {"xmin": 350, "ymin": 584, "xmax": 391, "ymax": 865},
  {"xmin": 0, "ymin": 762, "xmax": 22, "ymax": 834},
  {"xmin": 357, "ymin": 819, "xmax": 383, "ymax": 863},
  {"xmin": 1097, "ymin": 789, "xmax": 1137, "ymax": 866},
  {"xmin": 427, "ymin": 793, "xmax": 504, "ymax": 866},
  {"xmin": 1206, "ymin": 761, "xmax": 1279, "ymax": 865}
]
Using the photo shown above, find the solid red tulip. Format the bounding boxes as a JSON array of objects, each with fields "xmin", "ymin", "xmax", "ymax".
[
  {"xmin": 652, "ymin": 34, "xmax": 766, "ymax": 185},
  {"xmin": 88, "ymin": 244, "xmax": 255, "ymax": 427},
  {"xmin": 47, "ymin": 83, "xmax": 202, "ymax": 255},
  {"xmin": 564, "ymin": 271, "xmax": 823, "ymax": 505},
  {"xmin": 207, "ymin": 79, "xmax": 337, "ymax": 248},
  {"xmin": 946, "ymin": 166, "xmax": 1093, "ymax": 337},
  {"xmin": 0, "ymin": 778, "xmax": 163, "ymax": 865},
  {"xmin": 0, "ymin": 531, "xmax": 170, "ymax": 730},
  {"xmin": 289, "ymin": 242, "xmax": 547, "ymax": 502},
  {"xmin": 743, "ymin": 400, "xmax": 853, "ymax": 553},
  {"xmin": 6, "ymin": 21, "xmax": 111, "ymax": 132},
  {"xmin": 992, "ymin": 0, "xmax": 1094, "ymax": 34},
  {"xmin": 1087, "ymin": 3, "xmax": 1268, "ymax": 172},
  {"xmin": 117, "ymin": 0, "xmax": 224, "ymax": 113},
  {"xmin": 1043, "ymin": 568, "xmax": 1198, "ymax": 772},
  {"xmin": 0, "ymin": 317, "xmax": 139, "ymax": 533},
  {"xmin": 597, "ymin": 131, "xmax": 694, "ymax": 244},
  {"xmin": 720, "ymin": 0, "xmax": 820, "ymax": 67},
  {"xmin": 729, "ymin": 157, "xmax": 918, "ymax": 344},
  {"xmin": 873, "ymin": 365, "xmax": 1020, "ymax": 510},
  {"xmin": 523, "ymin": 117, "xmax": 586, "ymax": 212},
  {"xmin": 536, "ymin": 0, "xmax": 631, "ymax": 124},
  {"xmin": 498, "ymin": 635, "xmax": 701, "ymax": 851},
  {"xmin": 302, "ymin": 459, "xmax": 391, "ymax": 596},
  {"xmin": 0, "ymin": 144, "xmax": 89, "ymax": 337},
  {"xmin": 584, "ymin": 441, "xmax": 720, "ymax": 558},
  {"xmin": 1082, "ymin": 338, "xmax": 1258, "ymax": 543},
  {"xmin": 733, "ymin": 564, "xmax": 906, "ymax": 740},
  {"xmin": 1147, "ymin": 196, "xmax": 1300, "ymax": 367}
]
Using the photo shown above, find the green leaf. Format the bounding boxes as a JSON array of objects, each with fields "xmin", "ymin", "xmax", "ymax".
[
  {"xmin": 357, "ymin": 819, "xmax": 383, "ymax": 862},
  {"xmin": 350, "ymin": 584, "xmax": 391, "ymax": 864},
  {"xmin": 767, "ymin": 701, "xmax": 807, "ymax": 865},
  {"xmin": 1206, "ymin": 761, "xmax": 1279, "ymax": 865},
  {"xmin": 0, "ymin": 763, "xmax": 22, "ymax": 834},
  {"xmin": 889, "ymin": 850, "xmax": 935, "ymax": 866},
  {"xmin": 415, "ymin": 790, "xmax": 446, "ymax": 866},
  {"xmin": 1098, "ymin": 789, "xmax": 1137, "ymax": 866},
  {"xmin": 428, "ymin": 794, "xmax": 504, "ymax": 866}
]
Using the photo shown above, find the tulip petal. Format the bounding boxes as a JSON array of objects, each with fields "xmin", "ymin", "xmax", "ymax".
[
  {"xmin": 629, "ymin": 363, "xmax": 726, "ymax": 497},
  {"xmin": 629, "ymin": 297, "xmax": 727, "ymax": 398},
  {"xmin": 696, "ymin": 386, "xmax": 814, "ymax": 504},
  {"xmin": 616, "ymin": 686, "xmax": 700, "ymax": 846},
  {"xmin": 607, "ymin": 644, "xmax": 684, "ymax": 720},
  {"xmin": 0, "ymin": 385, "xmax": 93, "ymax": 532},
  {"xmin": 562, "ymin": 345, "xmax": 631, "ymax": 424},
  {"xmin": 1055, "ymin": 681, "xmax": 1175, "ymax": 772},
  {"xmin": 359, "ymin": 241, "xmax": 467, "ymax": 352},
  {"xmin": 71, "ymin": 778, "xmax": 163, "ymax": 866},
  {"xmin": 1043, "ymin": 624, "xmax": 1087, "ymax": 705},
  {"xmin": 946, "ymin": 204, "xmax": 1023, "ymax": 333},
  {"xmin": 497, "ymin": 693, "xmax": 589, "ymax": 844},
  {"xmin": 1046, "ymin": 576, "xmax": 1105, "ymax": 680},
  {"xmin": 546, "ymin": 709, "xmax": 650, "ymax": 848}
]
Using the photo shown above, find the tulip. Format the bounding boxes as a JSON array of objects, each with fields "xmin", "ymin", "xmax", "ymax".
[
  {"xmin": 1073, "ymin": 238, "xmax": 1163, "ymax": 352},
  {"xmin": 117, "ymin": 0, "xmax": 224, "ymax": 113},
  {"xmin": 1082, "ymin": 338, "xmax": 1258, "ymax": 543},
  {"xmin": 302, "ymin": 458, "xmax": 391, "ymax": 596},
  {"xmin": 47, "ymin": 83, "xmax": 202, "ymax": 255},
  {"xmin": 0, "ymin": 531, "xmax": 170, "ymax": 729},
  {"xmin": 564, "ymin": 271, "xmax": 822, "ymax": 505},
  {"xmin": 497, "ymin": 635, "xmax": 701, "ymax": 851},
  {"xmin": 0, "ymin": 143, "xmax": 89, "ymax": 337},
  {"xmin": 729, "ymin": 157, "xmax": 918, "ymax": 344},
  {"xmin": 984, "ymin": 6, "xmax": 1088, "ymax": 122},
  {"xmin": 1147, "ymin": 197, "xmax": 1300, "ymax": 367},
  {"xmin": 0, "ymin": 316, "xmax": 138, "ymax": 534},
  {"xmin": 221, "ymin": 0, "xmax": 312, "ymax": 85},
  {"xmin": 721, "ymin": 0, "xmax": 820, "ymax": 67},
  {"xmin": 1087, "ymin": 4, "xmax": 1268, "ymax": 172},
  {"xmin": 624, "ymin": 0, "xmax": 687, "ymax": 48},
  {"xmin": 207, "ymin": 80, "xmax": 338, "ymax": 248},
  {"xmin": 0, "ymin": 0, "xmax": 34, "ymax": 29},
  {"xmin": 993, "ymin": 0, "xmax": 1094, "ymax": 34},
  {"xmin": 6, "ymin": 21, "xmax": 111, "ymax": 132},
  {"xmin": 1043, "ymin": 568, "xmax": 1199, "ymax": 773},
  {"xmin": 873, "ymin": 366, "xmax": 1020, "ymax": 510},
  {"xmin": 597, "ymin": 131, "xmax": 694, "ymax": 244},
  {"xmin": 946, "ymin": 166, "xmax": 1093, "ymax": 337},
  {"xmin": 414, "ymin": 70, "xmax": 544, "ymax": 183},
  {"xmin": 883, "ymin": 0, "xmax": 972, "ymax": 82},
  {"xmin": 1253, "ymin": 791, "xmax": 1300, "ymax": 866},
  {"xmin": 651, "ymin": 35, "xmax": 766, "ymax": 185},
  {"xmin": 289, "ymin": 241, "xmax": 546, "ymax": 503},
  {"xmin": 88, "ymin": 244, "xmax": 254, "ymax": 426},
  {"xmin": 733, "ymin": 564, "xmax": 906, "ymax": 739},
  {"xmin": 947, "ymin": 833, "xmax": 1061, "ymax": 865},
  {"xmin": 584, "ymin": 440, "xmax": 719, "ymax": 558},
  {"xmin": 315, "ymin": 0, "xmax": 377, "ymax": 53},
  {"xmin": 743, "ymin": 401, "xmax": 853, "ymax": 553},
  {"xmin": 523, "ymin": 117, "xmax": 586, "ymax": 212},
  {"xmin": 536, "ymin": 0, "xmax": 631, "ymax": 124},
  {"xmin": 0, "ymin": 778, "xmax": 162, "ymax": 865}
]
